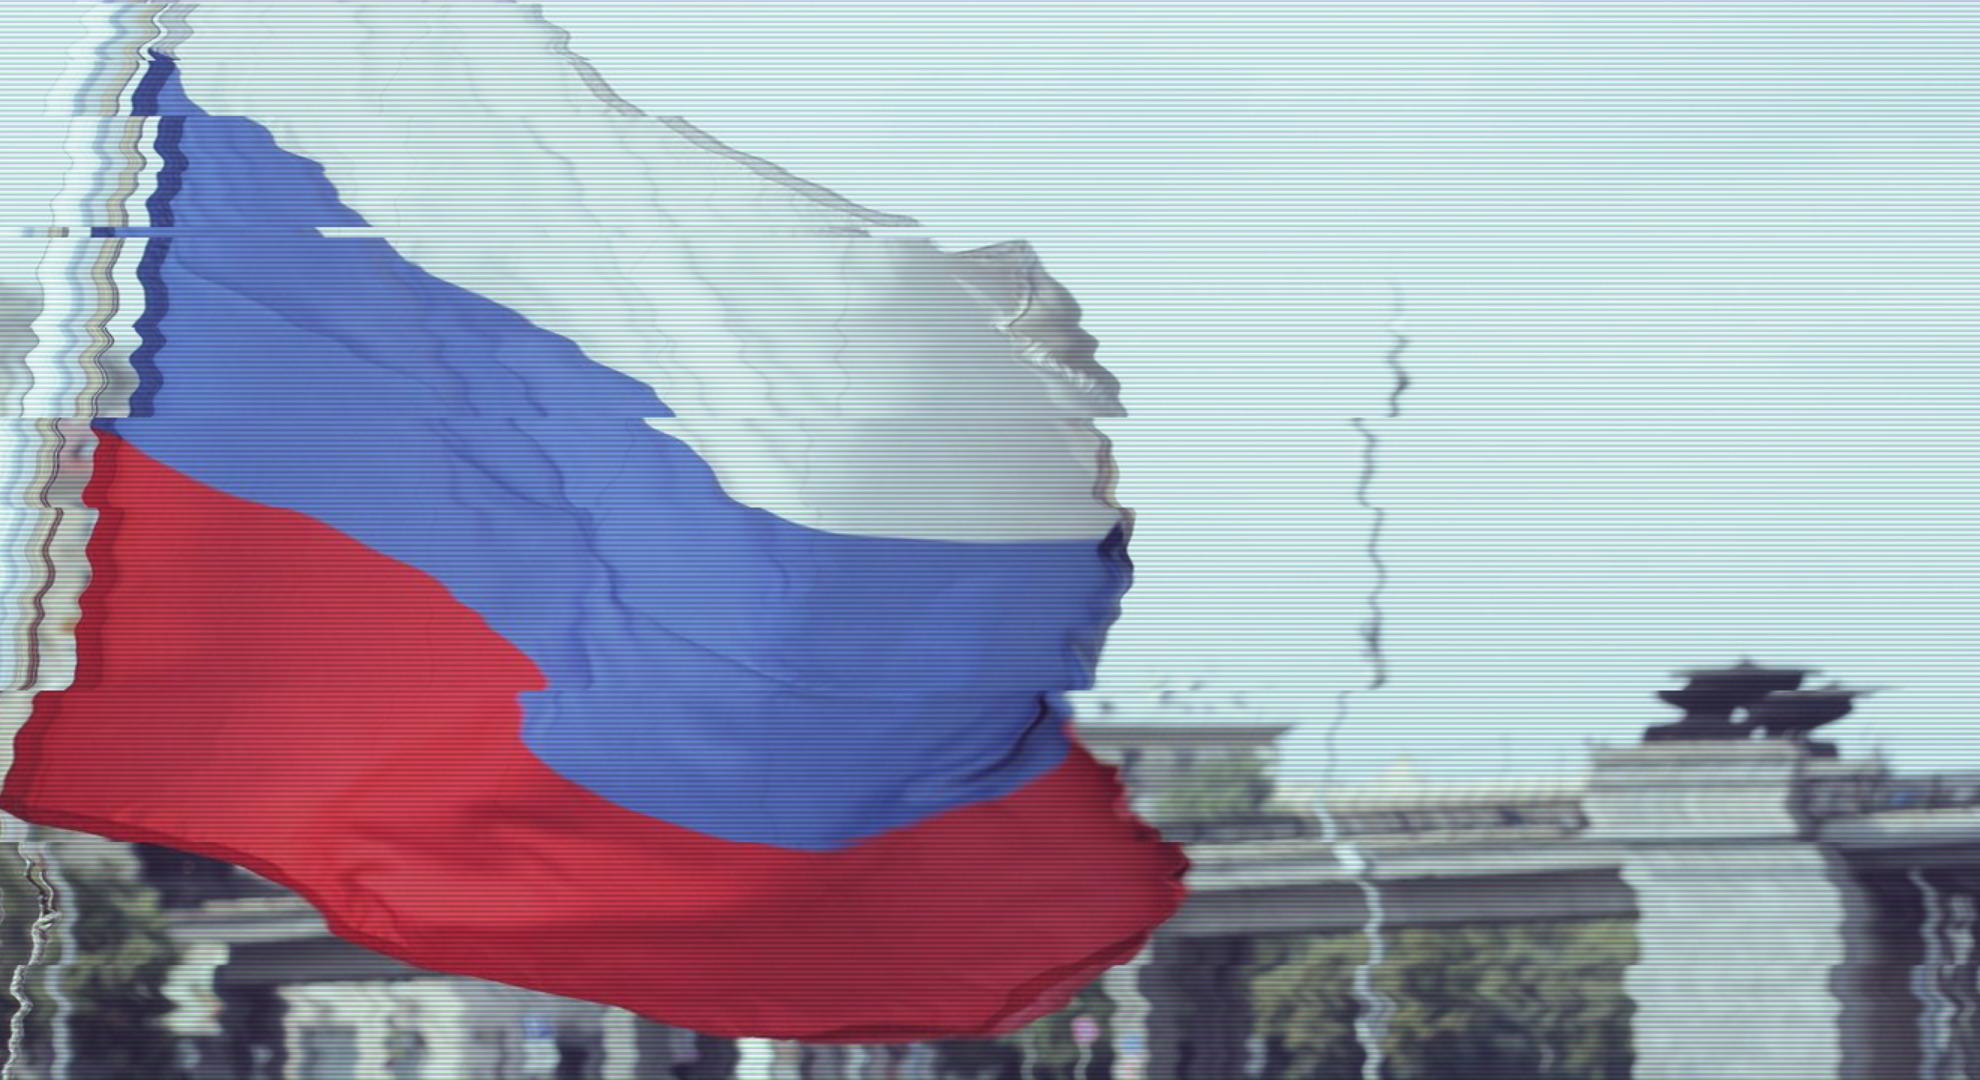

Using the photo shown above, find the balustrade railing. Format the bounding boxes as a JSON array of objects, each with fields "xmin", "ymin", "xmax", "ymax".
[{"xmin": 1803, "ymin": 770, "xmax": 1980, "ymax": 820}]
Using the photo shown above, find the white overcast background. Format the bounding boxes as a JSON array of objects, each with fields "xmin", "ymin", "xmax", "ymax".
[{"xmin": 4, "ymin": 3, "xmax": 1975, "ymax": 789}]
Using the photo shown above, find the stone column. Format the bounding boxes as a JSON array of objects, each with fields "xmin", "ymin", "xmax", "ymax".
[
  {"xmin": 160, "ymin": 940, "xmax": 233, "ymax": 1038},
  {"xmin": 156, "ymin": 936, "xmax": 238, "ymax": 1080},
  {"xmin": 599, "ymin": 1008, "xmax": 642, "ymax": 1080},
  {"xmin": 735, "ymin": 1036, "xmax": 804, "ymax": 1080},
  {"xmin": 393, "ymin": 981, "xmax": 479, "ymax": 1078},
  {"xmin": 277, "ymin": 982, "xmax": 398, "ymax": 1079},
  {"xmin": 1585, "ymin": 740, "xmax": 1885, "ymax": 1080},
  {"xmin": 1102, "ymin": 946, "xmax": 1154, "ymax": 1080}
]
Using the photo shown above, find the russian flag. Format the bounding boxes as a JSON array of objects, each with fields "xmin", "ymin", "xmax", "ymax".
[{"xmin": 2, "ymin": 1, "xmax": 1184, "ymax": 1041}]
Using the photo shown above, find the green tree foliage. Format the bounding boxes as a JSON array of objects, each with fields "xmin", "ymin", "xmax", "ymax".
[
  {"xmin": 1248, "ymin": 930, "xmax": 1369, "ymax": 1078},
  {"xmin": 0, "ymin": 844, "xmax": 180, "ymax": 1080},
  {"xmin": 1152, "ymin": 749, "xmax": 1274, "ymax": 823},
  {"xmin": 1248, "ymin": 919, "xmax": 1636, "ymax": 1080}
]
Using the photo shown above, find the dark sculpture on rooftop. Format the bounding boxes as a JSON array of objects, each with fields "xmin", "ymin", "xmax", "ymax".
[
  {"xmin": 1642, "ymin": 657, "xmax": 1877, "ymax": 757},
  {"xmin": 1745, "ymin": 686, "xmax": 1868, "ymax": 740}
]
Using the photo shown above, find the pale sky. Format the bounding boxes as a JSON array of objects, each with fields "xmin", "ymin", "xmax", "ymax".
[{"xmin": 3, "ymin": 2, "xmax": 1975, "ymax": 786}]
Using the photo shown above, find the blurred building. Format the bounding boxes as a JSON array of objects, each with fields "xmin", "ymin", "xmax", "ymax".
[{"xmin": 12, "ymin": 668, "xmax": 1980, "ymax": 1079}]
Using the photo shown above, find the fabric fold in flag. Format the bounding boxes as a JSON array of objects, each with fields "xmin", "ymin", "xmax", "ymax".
[{"xmin": 1, "ymin": 0, "xmax": 1185, "ymax": 1041}]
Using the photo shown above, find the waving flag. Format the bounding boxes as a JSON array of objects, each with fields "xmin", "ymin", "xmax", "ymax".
[{"xmin": 1, "ymin": 1, "xmax": 1184, "ymax": 1040}]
